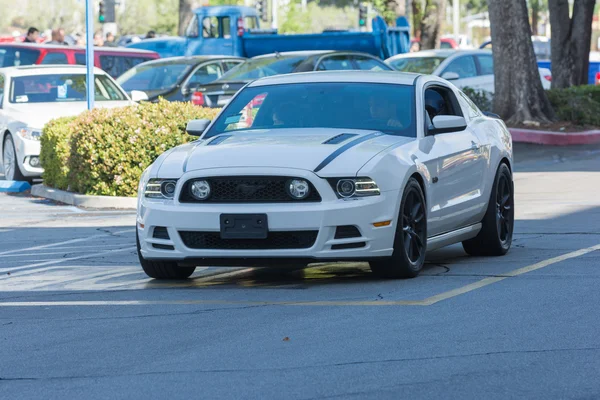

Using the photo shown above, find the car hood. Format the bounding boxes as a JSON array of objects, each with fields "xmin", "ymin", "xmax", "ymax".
[
  {"xmin": 4, "ymin": 101, "xmax": 132, "ymax": 130},
  {"xmin": 157, "ymin": 128, "xmax": 413, "ymax": 177}
]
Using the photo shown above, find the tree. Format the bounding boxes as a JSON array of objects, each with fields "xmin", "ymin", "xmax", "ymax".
[
  {"xmin": 487, "ymin": 0, "xmax": 554, "ymax": 124},
  {"xmin": 178, "ymin": 0, "xmax": 194, "ymax": 36},
  {"xmin": 548, "ymin": 0, "xmax": 596, "ymax": 88},
  {"xmin": 412, "ymin": 0, "xmax": 446, "ymax": 49}
]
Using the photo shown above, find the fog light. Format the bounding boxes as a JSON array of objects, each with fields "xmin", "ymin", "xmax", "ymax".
[
  {"xmin": 287, "ymin": 179, "xmax": 310, "ymax": 200},
  {"xmin": 190, "ymin": 180, "xmax": 211, "ymax": 200},
  {"xmin": 29, "ymin": 156, "xmax": 40, "ymax": 167}
]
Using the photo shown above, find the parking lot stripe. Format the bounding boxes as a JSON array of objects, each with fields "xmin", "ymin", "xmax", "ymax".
[
  {"xmin": 419, "ymin": 243, "xmax": 600, "ymax": 305},
  {"xmin": 0, "ymin": 228, "xmax": 134, "ymax": 257},
  {"xmin": 0, "ymin": 246, "xmax": 136, "ymax": 276}
]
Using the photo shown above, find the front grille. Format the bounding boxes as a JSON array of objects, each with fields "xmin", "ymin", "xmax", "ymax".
[
  {"xmin": 179, "ymin": 231, "xmax": 318, "ymax": 250},
  {"xmin": 334, "ymin": 225, "xmax": 361, "ymax": 239},
  {"xmin": 179, "ymin": 176, "xmax": 322, "ymax": 203},
  {"xmin": 153, "ymin": 227, "xmax": 170, "ymax": 240}
]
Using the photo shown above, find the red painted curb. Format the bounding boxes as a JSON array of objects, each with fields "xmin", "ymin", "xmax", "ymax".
[{"xmin": 509, "ymin": 128, "xmax": 600, "ymax": 146}]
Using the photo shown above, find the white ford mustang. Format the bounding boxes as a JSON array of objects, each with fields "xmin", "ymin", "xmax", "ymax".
[{"xmin": 137, "ymin": 71, "xmax": 514, "ymax": 279}]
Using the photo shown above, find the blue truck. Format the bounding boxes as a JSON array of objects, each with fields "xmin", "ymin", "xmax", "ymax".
[{"xmin": 127, "ymin": 6, "xmax": 411, "ymax": 59}]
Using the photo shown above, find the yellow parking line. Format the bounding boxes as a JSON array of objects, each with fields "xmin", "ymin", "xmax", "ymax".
[{"xmin": 0, "ymin": 244, "xmax": 598, "ymax": 307}]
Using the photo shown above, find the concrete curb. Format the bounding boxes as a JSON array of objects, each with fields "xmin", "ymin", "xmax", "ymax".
[
  {"xmin": 509, "ymin": 128, "xmax": 600, "ymax": 146},
  {"xmin": 31, "ymin": 184, "xmax": 137, "ymax": 210}
]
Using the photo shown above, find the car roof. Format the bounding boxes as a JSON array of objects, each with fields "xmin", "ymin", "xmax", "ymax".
[
  {"xmin": 0, "ymin": 42, "xmax": 157, "ymax": 55},
  {"xmin": 248, "ymin": 70, "xmax": 420, "ymax": 87},
  {"xmin": 132, "ymin": 55, "xmax": 246, "ymax": 67},
  {"xmin": 0, "ymin": 64, "xmax": 105, "ymax": 78},
  {"xmin": 251, "ymin": 50, "xmax": 376, "ymax": 60},
  {"xmin": 387, "ymin": 49, "xmax": 492, "ymax": 61}
]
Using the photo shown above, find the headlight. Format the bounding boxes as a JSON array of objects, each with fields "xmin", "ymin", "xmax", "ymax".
[
  {"xmin": 331, "ymin": 178, "xmax": 380, "ymax": 198},
  {"xmin": 286, "ymin": 179, "xmax": 310, "ymax": 200},
  {"xmin": 17, "ymin": 128, "xmax": 41, "ymax": 141},
  {"xmin": 189, "ymin": 180, "xmax": 211, "ymax": 200},
  {"xmin": 144, "ymin": 178, "xmax": 179, "ymax": 199}
]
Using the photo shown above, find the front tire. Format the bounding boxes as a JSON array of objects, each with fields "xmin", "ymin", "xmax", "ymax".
[
  {"xmin": 370, "ymin": 178, "xmax": 427, "ymax": 279},
  {"xmin": 136, "ymin": 231, "xmax": 196, "ymax": 279},
  {"xmin": 3, "ymin": 135, "xmax": 27, "ymax": 182},
  {"xmin": 462, "ymin": 163, "xmax": 514, "ymax": 256}
]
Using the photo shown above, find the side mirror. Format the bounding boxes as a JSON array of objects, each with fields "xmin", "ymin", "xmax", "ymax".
[
  {"xmin": 130, "ymin": 90, "xmax": 149, "ymax": 102},
  {"xmin": 441, "ymin": 71, "xmax": 460, "ymax": 81},
  {"xmin": 430, "ymin": 115, "xmax": 467, "ymax": 134},
  {"xmin": 186, "ymin": 119, "xmax": 211, "ymax": 136}
]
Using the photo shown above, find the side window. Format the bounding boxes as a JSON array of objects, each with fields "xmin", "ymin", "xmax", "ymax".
[
  {"xmin": 316, "ymin": 55, "xmax": 353, "ymax": 71},
  {"xmin": 187, "ymin": 63, "xmax": 223, "ymax": 87},
  {"xmin": 40, "ymin": 52, "xmax": 69, "ymax": 65},
  {"xmin": 352, "ymin": 55, "xmax": 387, "ymax": 71},
  {"xmin": 245, "ymin": 17, "xmax": 258, "ymax": 30},
  {"xmin": 0, "ymin": 74, "xmax": 4, "ymax": 107},
  {"xmin": 75, "ymin": 53, "xmax": 86, "ymax": 65},
  {"xmin": 224, "ymin": 60, "xmax": 243, "ymax": 71},
  {"xmin": 222, "ymin": 17, "xmax": 231, "ymax": 38},
  {"xmin": 424, "ymin": 86, "xmax": 464, "ymax": 134},
  {"xmin": 202, "ymin": 17, "xmax": 219, "ymax": 38},
  {"xmin": 476, "ymin": 55, "xmax": 494, "ymax": 76},
  {"xmin": 122, "ymin": 57, "xmax": 152, "ymax": 74},
  {"xmin": 225, "ymin": 93, "xmax": 267, "ymax": 131},
  {"xmin": 99, "ymin": 56, "xmax": 117, "ymax": 77},
  {"xmin": 186, "ymin": 15, "xmax": 199, "ymax": 37},
  {"xmin": 442, "ymin": 56, "xmax": 477, "ymax": 79}
]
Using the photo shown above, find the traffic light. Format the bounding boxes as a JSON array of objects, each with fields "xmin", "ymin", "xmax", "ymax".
[
  {"xmin": 358, "ymin": 4, "xmax": 367, "ymax": 27},
  {"xmin": 98, "ymin": 1, "xmax": 105, "ymax": 23},
  {"xmin": 98, "ymin": 0, "xmax": 116, "ymax": 23},
  {"xmin": 256, "ymin": 0, "xmax": 268, "ymax": 22}
]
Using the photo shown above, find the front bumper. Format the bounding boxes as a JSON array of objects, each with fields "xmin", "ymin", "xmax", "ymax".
[{"xmin": 137, "ymin": 168, "xmax": 401, "ymax": 264}]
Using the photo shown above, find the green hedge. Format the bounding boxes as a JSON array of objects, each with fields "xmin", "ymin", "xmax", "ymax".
[
  {"xmin": 546, "ymin": 85, "xmax": 600, "ymax": 126},
  {"xmin": 40, "ymin": 100, "xmax": 221, "ymax": 197}
]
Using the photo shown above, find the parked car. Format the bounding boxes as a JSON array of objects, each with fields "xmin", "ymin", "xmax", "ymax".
[
  {"xmin": 386, "ymin": 49, "xmax": 552, "ymax": 93},
  {"xmin": 136, "ymin": 71, "xmax": 514, "ymax": 280},
  {"xmin": 411, "ymin": 38, "xmax": 458, "ymax": 50},
  {"xmin": 0, "ymin": 43, "xmax": 159, "ymax": 78},
  {"xmin": 194, "ymin": 50, "xmax": 393, "ymax": 108},
  {"xmin": 0, "ymin": 65, "xmax": 142, "ymax": 182},
  {"xmin": 116, "ymin": 56, "xmax": 244, "ymax": 102}
]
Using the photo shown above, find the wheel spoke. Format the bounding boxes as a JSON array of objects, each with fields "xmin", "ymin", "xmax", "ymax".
[{"xmin": 411, "ymin": 201, "xmax": 422, "ymax": 220}]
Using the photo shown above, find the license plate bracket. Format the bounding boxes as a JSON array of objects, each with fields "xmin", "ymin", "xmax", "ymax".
[{"xmin": 220, "ymin": 214, "xmax": 268, "ymax": 239}]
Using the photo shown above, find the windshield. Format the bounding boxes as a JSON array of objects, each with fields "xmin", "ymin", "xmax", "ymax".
[
  {"xmin": 10, "ymin": 74, "xmax": 127, "ymax": 104},
  {"xmin": 387, "ymin": 56, "xmax": 447, "ymax": 74},
  {"xmin": 219, "ymin": 56, "xmax": 312, "ymax": 81},
  {"xmin": 0, "ymin": 47, "xmax": 40, "ymax": 67},
  {"xmin": 205, "ymin": 82, "xmax": 415, "ymax": 138},
  {"xmin": 117, "ymin": 62, "xmax": 191, "ymax": 91}
]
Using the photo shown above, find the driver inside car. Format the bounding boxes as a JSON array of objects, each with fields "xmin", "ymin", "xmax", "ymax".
[{"xmin": 368, "ymin": 95, "xmax": 404, "ymax": 128}]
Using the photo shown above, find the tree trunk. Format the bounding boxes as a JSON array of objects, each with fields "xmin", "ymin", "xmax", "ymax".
[
  {"xmin": 548, "ymin": 0, "xmax": 595, "ymax": 89},
  {"xmin": 178, "ymin": 0, "xmax": 195, "ymax": 36},
  {"xmin": 420, "ymin": 0, "xmax": 446, "ymax": 50},
  {"xmin": 411, "ymin": 0, "xmax": 423, "ymax": 38},
  {"xmin": 487, "ymin": 0, "xmax": 554, "ymax": 125}
]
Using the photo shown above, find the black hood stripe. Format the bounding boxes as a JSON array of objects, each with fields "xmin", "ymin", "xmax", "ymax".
[{"xmin": 313, "ymin": 132, "xmax": 383, "ymax": 173}]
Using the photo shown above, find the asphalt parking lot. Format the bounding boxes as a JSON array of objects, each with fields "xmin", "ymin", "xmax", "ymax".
[{"xmin": 1, "ymin": 142, "xmax": 600, "ymax": 399}]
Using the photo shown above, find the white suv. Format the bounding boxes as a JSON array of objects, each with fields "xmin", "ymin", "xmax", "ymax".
[{"xmin": 0, "ymin": 65, "xmax": 135, "ymax": 181}]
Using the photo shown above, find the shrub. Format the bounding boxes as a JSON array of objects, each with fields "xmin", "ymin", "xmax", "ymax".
[
  {"xmin": 41, "ymin": 100, "xmax": 221, "ymax": 197},
  {"xmin": 40, "ymin": 116, "xmax": 77, "ymax": 191},
  {"xmin": 546, "ymin": 85, "xmax": 600, "ymax": 126}
]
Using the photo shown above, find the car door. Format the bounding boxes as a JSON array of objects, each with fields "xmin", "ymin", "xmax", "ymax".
[
  {"xmin": 419, "ymin": 84, "xmax": 487, "ymax": 236},
  {"xmin": 182, "ymin": 61, "xmax": 224, "ymax": 102},
  {"xmin": 198, "ymin": 16, "xmax": 234, "ymax": 56},
  {"xmin": 473, "ymin": 53, "xmax": 495, "ymax": 93},
  {"xmin": 439, "ymin": 55, "xmax": 482, "ymax": 90},
  {"xmin": 315, "ymin": 55, "xmax": 355, "ymax": 71}
]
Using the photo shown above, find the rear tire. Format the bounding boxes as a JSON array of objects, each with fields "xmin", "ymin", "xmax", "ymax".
[
  {"xmin": 370, "ymin": 178, "xmax": 427, "ymax": 279},
  {"xmin": 462, "ymin": 163, "xmax": 514, "ymax": 256},
  {"xmin": 3, "ymin": 135, "xmax": 28, "ymax": 182},
  {"xmin": 136, "ymin": 231, "xmax": 196, "ymax": 279}
]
